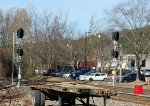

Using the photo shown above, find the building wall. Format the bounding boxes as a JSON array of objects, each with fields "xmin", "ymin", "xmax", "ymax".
[
  {"xmin": 143, "ymin": 56, "xmax": 150, "ymax": 69},
  {"xmin": 110, "ymin": 54, "xmax": 150, "ymax": 71},
  {"xmin": 122, "ymin": 54, "xmax": 150, "ymax": 70}
]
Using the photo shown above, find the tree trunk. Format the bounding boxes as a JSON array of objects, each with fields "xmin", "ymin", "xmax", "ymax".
[{"xmin": 136, "ymin": 56, "xmax": 140, "ymax": 82}]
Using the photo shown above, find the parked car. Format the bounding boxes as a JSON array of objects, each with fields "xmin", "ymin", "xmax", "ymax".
[
  {"xmin": 77, "ymin": 71, "xmax": 96, "ymax": 81},
  {"xmin": 51, "ymin": 70, "xmax": 60, "ymax": 76},
  {"xmin": 42, "ymin": 69, "xmax": 57, "ymax": 76},
  {"xmin": 119, "ymin": 72, "xmax": 145, "ymax": 82},
  {"xmin": 62, "ymin": 70, "xmax": 75, "ymax": 78},
  {"xmin": 55, "ymin": 70, "xmax": 68, "ymax": 77},
  {"xmin": 70, "ymin": 69, "xmax": 91, "ymax": 79},
  {"xmin": 141, "ymin": 69, "xmax": 150, "ymax": 77},
  {"xmin": 41, "ymin": 69, "xmax": 48, "ymax": 75},
  {"xmin": 85, "ymin": 72, "xmax": 108, "ymax": 81}
]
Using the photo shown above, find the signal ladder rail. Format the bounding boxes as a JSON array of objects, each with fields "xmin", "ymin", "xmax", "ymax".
[{"xmin": 30, "ymin": 82, "xmax": 117, "ymax": 106}]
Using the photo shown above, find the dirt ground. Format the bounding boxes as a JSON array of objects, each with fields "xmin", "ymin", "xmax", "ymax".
[{"xmin": 0, "ymin": 76, "xmax": 149, "ymax": 106}]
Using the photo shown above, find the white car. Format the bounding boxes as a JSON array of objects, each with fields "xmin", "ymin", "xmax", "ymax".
[
  {"xmin": 63, "ymin": 72, "xmax": 72, "ymax": 78},
  {"xmin": 141, "ymin": 69, "xmax": 150, "ymax": 77},
  {"xmin": 85, "ymin": 73, "xmax": 108, "ymax": 81},
  {"xmin": 62, "ymin": 70, "xmax": 75, "ymax": 78},
  {"xmin": 78, "ymin": 72, "xmax": 95, "ymax": 81}
]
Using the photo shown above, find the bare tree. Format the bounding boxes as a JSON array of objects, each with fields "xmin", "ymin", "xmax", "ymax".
[
  {"xmin": 88, "ymin": 14, "xmax": 101, "ymax": 34},
  {"xmin": 24, "ymin": 7, "xmax": 73, "ymax": 71},
  {"xmin": 107, "ymin": 0, "xmax": 150, "ymax": 81}
]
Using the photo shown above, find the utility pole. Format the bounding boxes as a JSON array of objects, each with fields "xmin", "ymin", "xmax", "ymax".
[
  {"xmin": 12, "ymin": 32, "xmax": 16, "ymax": 85},
  {"xmin": 84, "ymin": 32, "xmax": 87, "ymax": 70},
  {"xmin": 119, "ymin": 43, "xmax": 122, "ymax": 83},
  {"xmin": 98, "ymin": 33, "xmax": 103, "ymax": 72}
]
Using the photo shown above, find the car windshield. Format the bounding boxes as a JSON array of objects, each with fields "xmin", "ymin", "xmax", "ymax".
[
  {"xmin": 145, "ymin": 70, "xmax": 150, "ymax": 72},
  {"xmin": 124, "ymin": 72, "xmax": 135, "ymax": 77},
  {"xmin": 84, "ymin": 73, "xmax": 90, "ymax": 75},
  {"xmin": 90, "ymin": 73, "xmax": 96, "ymax": 76},
  {"xmin": 85, "ymin": 72, "xmax": 94, "ymax": 75}
]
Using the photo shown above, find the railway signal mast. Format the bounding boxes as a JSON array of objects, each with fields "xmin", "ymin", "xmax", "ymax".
[
  {"xmin": 16, "ymin": 28, "xmax": 24, "ymax": 87},
  {"xmin": 112, "ymin": 32, "xmax": 122, "ymax": 82}
]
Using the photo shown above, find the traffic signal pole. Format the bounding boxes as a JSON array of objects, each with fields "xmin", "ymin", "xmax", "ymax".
[
  {"xmin": 112, "ymin": 32, "xmax": 121, "ymax": 85},
  {"xmin": 113, "ymin": 40, "xmax": 118, "ymax": 86},
  {"xmin": 12, "ymin": 28, "xmax": 24, "ymax": 87},
  {"xmin": 17, "ymin": 44, "xmax": 22, "ymax": 87},
  {"xmin": 119, "ymin": 44, "xmax": 122, "ymax": 83},
  {"xmin": 113, "ymin": 40, "xmax": 118, "ymax": 66},
  {"xmin": 112, "ymin": 32, "xmax": 123, "ymax": 83},
  {"xmin": 17, "ymin": 57, "xmax": 21, "ymax": 87},
  {"xmin": 16, "ymin": 28, "xmax": 24, "ymax": 87}
]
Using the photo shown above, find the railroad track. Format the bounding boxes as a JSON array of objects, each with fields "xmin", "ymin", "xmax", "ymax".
[
  {"xmin": 27, "ymin": 76, "xmax": 150, "ymax": 105},
  {"xmin": 85, "ymin": 81, "xmax": 150, "ymax": 105},
  {"xmin": 89, "ymin": 83, "xmax": 150, "ymax": 94},
  {"xmin": 112, "ymin": 93, "xmax": 150, "ymax": 105}
]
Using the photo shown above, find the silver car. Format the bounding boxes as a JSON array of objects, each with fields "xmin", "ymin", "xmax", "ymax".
[
  {"xmin": 141, "ymin": 69, "xmax": 150, "ymax": 77},
  {"xmin": 78, "ymin": 72, "xmax": 95, "ymax": 81},
  {"xmin": 85, "ymin": 72, "xmax": 108, "ymax": 81}
]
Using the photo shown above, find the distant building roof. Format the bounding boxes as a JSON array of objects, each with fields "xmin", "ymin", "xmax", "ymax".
[{"xmin": 79, "ymin": 61, "xmax": 97, "ymax": 67}]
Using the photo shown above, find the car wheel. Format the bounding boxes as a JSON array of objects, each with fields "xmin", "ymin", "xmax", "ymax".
[
  {"xmin": 76, "ymin": 77, "xmax": 79, "ymax": 80},
  {"xmin": 123, "ymin": 79, "xmax": 127, "ymax": 82},
  {"xmin": 103, "ymin": 78, "xmax": 108, "ymax": 81},
  {"xmin": 89, "ymin": 78, "xmax": 93, "ymax": 81}
]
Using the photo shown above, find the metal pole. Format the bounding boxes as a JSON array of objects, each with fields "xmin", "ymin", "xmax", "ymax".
[
  {"xmin": 12, "ymin": 32, "xmax": 15, "ymax": 85},
  {"xmin": 84, "ymin": 32, "xmax": 87, "ymax": 70},
  {"xmin": 100, "ymin": 41, "xmax": 103, "ymax": 72},
  {"xmin": 17, "ymin": 65, "xmax": 21, "ymax": 87},
  {"xmin": 96, "ymin": 56, "xmax": 98, "ymax": 72},
  {"xmin": 17, "ymin": 39, "xmax": 22, "ymax": 87},
  {"xmin": 119, "ymin": 44, "xmax": 122, "ymax": 83},
  {"xmin": 113, "ymin": 40, "xmax": 117, "ymax": 86},
  {"xmin": 98, "ymin": 33, "xmax": 103, "ymax": 72},
  {"xmin": 113, "ymin": 75, "xmax": 115, "ymax": 86},
  {"xmin": 70, "ymin": 45, "xmax": 73, "ymax": 68}
]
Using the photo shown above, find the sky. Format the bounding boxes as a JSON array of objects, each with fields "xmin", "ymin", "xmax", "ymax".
[{"xmin": 0, "ymin": 0, "xmax": 122, "ymax": 32}]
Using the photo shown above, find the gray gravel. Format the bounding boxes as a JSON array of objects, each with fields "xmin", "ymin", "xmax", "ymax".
[{"xmin": 45, "ymin": 97, "xmax": 147, "ymax": 106}]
